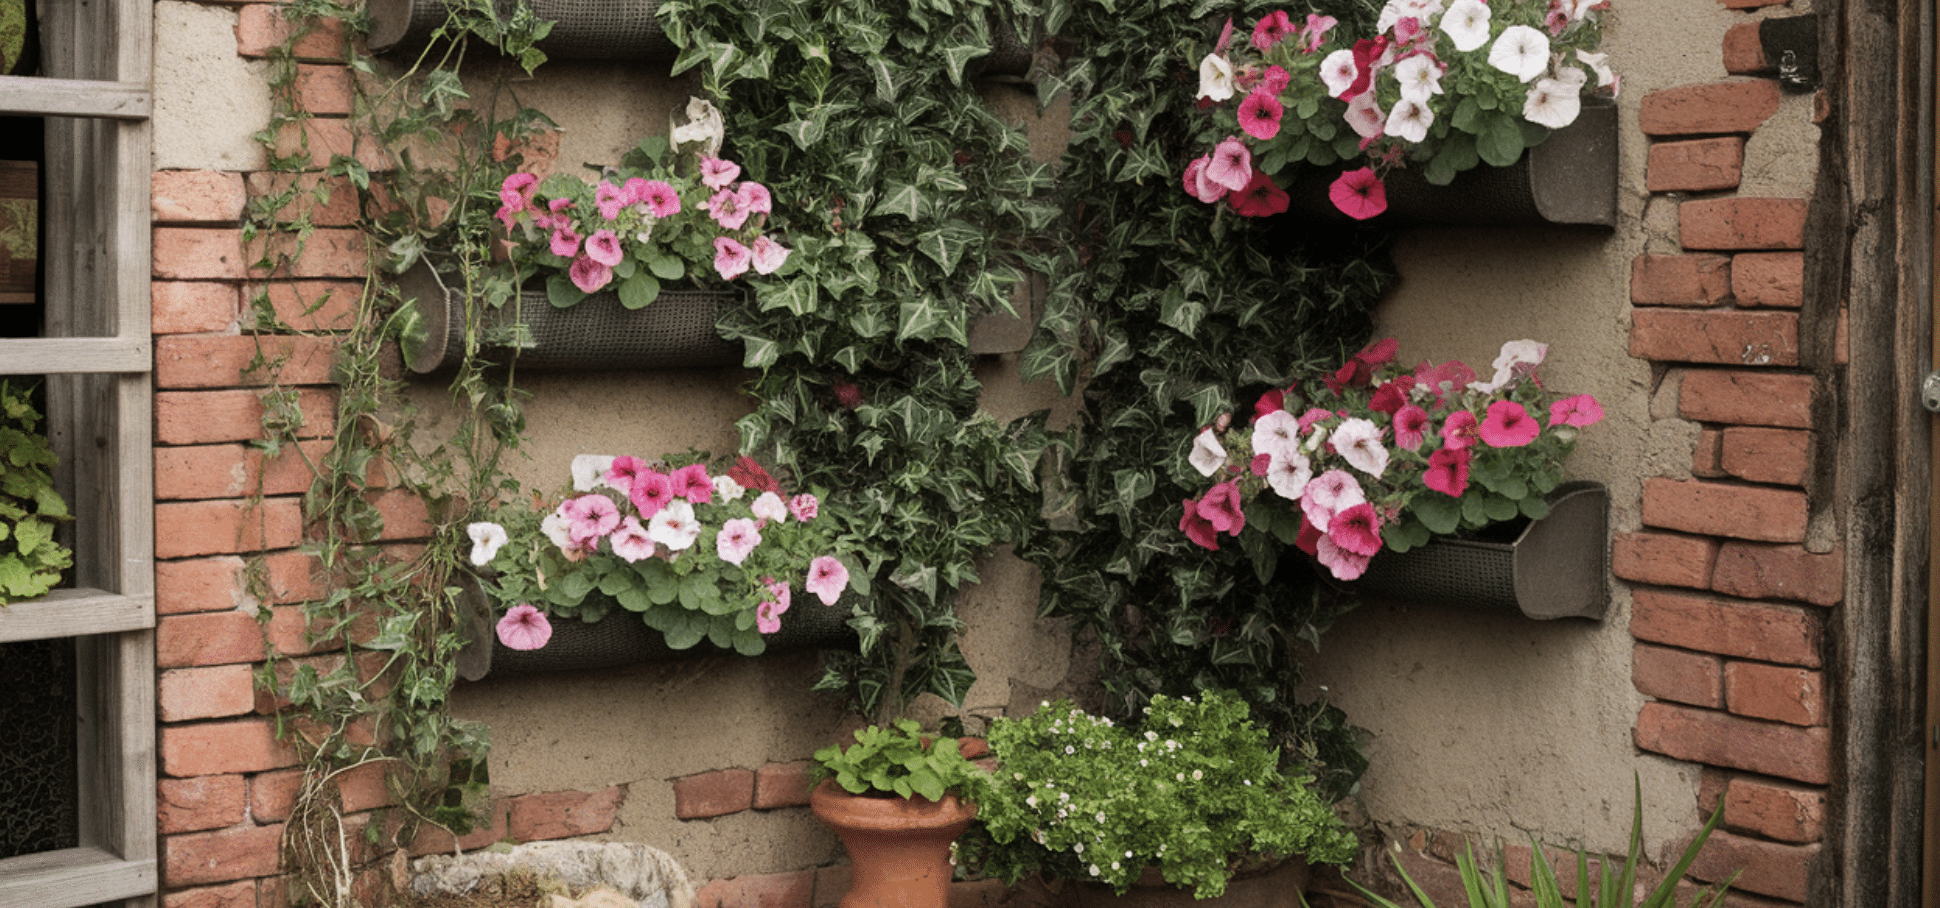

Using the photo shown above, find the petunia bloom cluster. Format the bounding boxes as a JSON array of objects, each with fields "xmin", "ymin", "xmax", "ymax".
[
  {"xmin": 496, "ymin": 97, "xmax": 792, "ymax": 310},
  {"xmin": 473, "ymin": 454, "xmax": 852, "ymax": 653},
  {"xmin": 1185, "ymin": 0, "xmax": 1615, "ymax": 220},
  {"xmin": 1181, "ymin": 338, "xmax": 1602, "ymax": 580}
]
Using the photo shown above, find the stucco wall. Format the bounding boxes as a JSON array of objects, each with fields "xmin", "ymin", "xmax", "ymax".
[{"xmin": 1300, "ymin": 0, "xmax": 1820, "ymax": 860}]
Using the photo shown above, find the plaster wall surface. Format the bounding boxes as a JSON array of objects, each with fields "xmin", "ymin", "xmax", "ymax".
[
  {"xmin": 1299, "ymin": 0, "xmax": 1818, "ymax": 858},
  {"xmin": 153, "ymin": 1, "xmax": 272, "ymax": 171}
]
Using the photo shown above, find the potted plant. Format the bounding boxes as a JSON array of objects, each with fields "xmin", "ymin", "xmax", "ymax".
[
  {"xmin": 465, "ymin": 452, "xmax": 862, "ymax": 671},
  {"xmin": 810, "ymin": 719, "xmax": 986, "ymax": 908},
  {"xmin": 1184, "ymin": 0, "xmax": 1616, "ymax": 221},
  {"xmin": 1179, "ymin": 338, "xmax": 1606, "ymax": 617},
  {"xmin": 959, "ymin": 689, "xmax": 1359, "ymax": 903},
  {"xmin": 0, "ymin": 381, "xmax": 71, "ymax": 604}
]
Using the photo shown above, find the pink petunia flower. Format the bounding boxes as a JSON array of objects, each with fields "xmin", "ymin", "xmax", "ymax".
[
  {"xmin": 609, "ymin": 516, "xmax": 656, "ymax": 562},
  {"xmin": 756, "ymin": 598, "xmax": 787, "ymax": 634},
  {"xmin": 1329, "ymin": 167, "xmax": 1388, "ymax": 220},
  {"xmin": 1228, "ymin": 170, "xmax": 1289, "ymax": 218},
  {"xmin": 788, "ymin": 493, "xmax": 819, "ymax": 522},
  {"xmin": 632, "ymin": 179, "xmax": 682, "ymax": 218},
  {"xmin": 561, "ymin": 494, "xmax": 621, "ymax": 547},
  {"xmin": 604, "ymin": 455, "xmax": 650, "ymax": 495},
  {"xmin": 1266, "ymin": 449, "xmax": 1313, "ymax": 501},
  {"xmin": 1238, "ymin": 89, "xmax": 1284, "ymax": 140},
  {"xmin": 1252, "ymin": 10, "xmax": 1295, "ymax": 50},
  {"xmin": 670, "ymin": 463, "xmax": 713, "ymax": 504},
  {"xmin": 1413, "ymin": 360, "xmax": 1478, "ymax": 406},
  {"xmin": 1443, "ymin": 410, "xmax": 1480, "ymax": 449},
  {"xmin": 1296, "ymin": 407, "xmax": 1335, "ymax": 437},
  {"xmin": 585, "ymin": 229, "xmax": 624, "ymax": 267},
  {"xmin": 596, "ymin": 181, "xmax": 629, "ymax": 220},
  {"xmin": 1180, "ymin": 498, "xmax": 1221, "ymax": 550},
  {"xmin": 1424, "ymin": 447, "xmax": 1471, "ymax": 497},
  {"xmin": 765, "ymin": 577, "xmax": 792, "ymax": 612},
  {"xmin": 736, "ymin": 182, "xmax": 773, "ymax": 215},
  {"xmin": 496, "ymin": 604, "xmax": 553, "ymax": 651},
  {"xmin": 1196, "ymin": 481, "xmax": 1247, "ymax": 536},
  {"xmin": 713, "ymin": 237, "xmax": 753, "ymax": 280},
  {"xmin": 708, "ymin": 189, "xmax": 752, "ymax": 230},
  {"xmin": 806, "ymin": 555, "xmax": 850, "ymax": 606},
  {"xmin": 1298, "ymin": 14, "xmax": 1338, "ymax": 52},
  {"xmin": 629, "ymin": 469, "xmax": 675, "ymax": 518},
  {"xmin": 1183, "ymin": 156, "xmax": 1229, "ymax": 204},
  {"xmin": 715, "ymin": 517, "xmax": 762, "ymax": 566},
  {"xmin": 751, "ymin": 491, "xmax": 789, "ymax": 523},
  {"xmin": 1393, "ymin": 405, "xmax": 1430, "ymax": 450},
  {"xmin": 1479, "ymin": 400, "xmax": 1541, "ymax": 447},
  {"xmin": 500, "ymin": 173, "xmax": 538, "ymax": 210},
  {"xmin": 1315, "ymin": 536, "xmax": 1373, "ymax": 580},
  {"xmin": 700, "ymin": 157, "xmax": 741, "ymax": 189},
  {"xmin": 1258, "ymin": 64, "xmax": 1292, "ymax": 95},
  {"xmin": 550, "ymin": 223, "xmax": 583, "ymax": 258},
  {"xmin": 1205, "ymin": 137, "xmax": 1255, "ymax": 192},
  {"xmin": 751, "ymin": 236, "xmax": 792, "ymax": 274},
  {"xmin": 1550, "ymin": 394, "xmax": 1604, "ymax": 427},
  {"xmin": 1327, "ymin": 502, "xmax": 1384, "ymax": 556},
  {"xmin": 569, "ymin": 256, "xmax": 613, "ymax": 293},
  {"xmin": 1302, "ymin": 469, "xmax": 1366, "ymax": 533}
]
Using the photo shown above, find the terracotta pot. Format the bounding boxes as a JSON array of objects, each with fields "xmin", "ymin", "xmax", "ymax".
[
  {"xmin": 1069, "ymin": 859, "xmax": 1311, "ymax": 908},
  {"xmin": 810, "ymin": 779, "xmax": 977, "ymax": 908}
]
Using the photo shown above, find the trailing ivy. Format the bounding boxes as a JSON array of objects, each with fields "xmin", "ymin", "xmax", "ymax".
[{"xmin": 1018, "ymin": 0, "xmax": 1393, "ymax": 798}]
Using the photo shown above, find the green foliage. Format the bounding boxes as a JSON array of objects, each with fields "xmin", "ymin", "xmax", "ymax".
[
  {"xmin": 1014, "ymin": 0, "xmax": 1391, "ymax": 798},
  {"xmin": 961, "ymin": 690, "xmax": 1358, "ymax": 897},
  {"xmin": 812, "ymin": 717, "xmax": 985, "ymax": 801},
  {"xmin": 0, "ymin": 382, "xmax": 71, "ymax": 603},
  {"xmin": 662, "ymin": 0, "xmax": 1058, "ymax": 719},
  {"xmin": 1348, "ymin": 779, "xmax": 1736, "ymax": 908}
]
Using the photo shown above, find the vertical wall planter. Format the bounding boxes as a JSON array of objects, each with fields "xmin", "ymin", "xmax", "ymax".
[
  {"xmin": 367, "ymin": 0, "xmax": 679, "ymax": 60},
  {"xmin": 1339, "ymin": 481, "xmax": 1610, "ymax": 620},
  {"xmin": 1286, "ymin": 99, "xmax": 1619, "ymax": 228},
  {"xmin": 395, "ymin": 263, "xmax": 743, "ymax": 373}
]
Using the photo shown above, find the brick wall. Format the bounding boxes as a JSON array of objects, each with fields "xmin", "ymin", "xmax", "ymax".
[{"xmin": 1377, "ymin": 5, "xmax": 1834, "ymax": 907}]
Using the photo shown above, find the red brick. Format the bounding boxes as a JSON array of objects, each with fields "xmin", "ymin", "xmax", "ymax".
[
  {"xmin": 1722, "ymin": 22, "xmax": 1770, "ymax": 74},
  {"xmin": 159, "ymin": 774, "xmax": 249, "ymax": 834},
  {"xmin": 272, "ymin": 118, "xmax": 394, "ymax": 175},
  {"xmin": 157, "ymin": 334, "xmax": 339, "ymax": 390},
  {"xmin": 335, "ymin": 760, "xmax": 396, "ymax": 812},
  {"xmin": 1640, "ymin": 478, "xmax": 1807, "ymax": 543},
  {"xmin": 754, "ymin": 761, "xmax": 816, "ymax": 809},
  {"xmin": 157, "ymin": 388, "xmax": 338, "ymax": 444},
  {"xmin": 157, "ymin": 556, "xmax": 252, "ymax": 615},
  {"xmin": 154, "ymin": 281, "xmax": 244, "ymax": 334},
  {"xmin": 154, "ymin": 171, "xmax": 249, "ymax": 224},
  {"xmin": 1678, "ymin": 370, "xmax": 1813, "ymax": 428},
  {"xmin": 696, "ymin": 871, "xmax": 816, "ymax": 908},
  {"xmin": 294, "ymin": 64, "xmax": 355, "ymax": 115},
  {"xmin": 1711, "ymin": 542, "xmax": 1843, "ymax": 607},
  {"xmin": 674, "ymin": 769, "xmax": 756, "ymax": 819},
  {"xmin": 154, "ymin": 497, "xmax": 306, "ymax": 558},
  {"xmin": 250, "ymin": 280, "xmax": 361, "ymax": 330},
  {"xmin": 235, "ymin": 5, "xmax": 349, "ymax": 60},
  {"xmin": 162, "ymin": 718, "xmax": 300, "ymax": 778},
  {"xmin": 1630, "ymin": 310, "xmax": 1797, "ymax": 366},
  {"xmin": 408, "ymin": 801, "xmax": 510, "ymax": 856},
  {"xmin": 249, "ymin": 769, "xmax": 303, "ymax": 824},
  {"xmin": 162, "ymin": 881, "xmax": 258, "ymax": 908},
  {"xmin": 1630, "ymin": 253, "xmax": 1733, "ymax": 307},
  {"xmin": 158, "ymin": 610, "xmax": 267, "ymax": 668},
  {"xmin": 156, "ymin": 440, "xmax": 326, "ymax": 500},
  {"xmin": 1634, "ymin": 702, "xmax": 1829, "ymax": 784},
  {"xmin": 1692, "ymin": 427, "xmax": 1726, "ymax": 478},
  {"xmin": 1646, "ymin": 138, "xmax": 1744, "ymax": 193},
  {"xmin": 249, "ymin": 225, "xmax": 371, "ymax": 279},
  {"xmin": 1725, "ymin": 662, "xmax": 1825, "ymax": 726},
  {"xmin": 1724, "ymin": 777, "xmax": 1825, "ymax": 843},
  {"xmin": 1718, "ymin": 427, "xmax": 1809, "ymax": 486},
  {"xmin": 1634, "ymin": 643, "xmax": 1723, "ymax": 707},
  {"xmin": 1640, "ymin": 81, "xmax": 1782, "ymax": 136},
  {"xmin": 265, "ymin": 549, "xmax": 327, "ymax": 603},
  {"xmin": 163, "ymin": 822, "xmax": 285, "ymax": 887},
  {"xmin": 243, "ymin": 173, "xmax": 364, "ymax": 230},
  {"xmin": 508, "ymin": 786, "xmax": 626, "ymax": 841},
  {"xmin": 155, "ymin": 227, "xmax": 250, "ymax": 280},
  {"xmin": 264, "ymin": 606, "xmax": 341, "ymax": 657},
  {"xmin": 1685, "ymin": 830, "xmax": 1817, "ymax": 902},
  {"xmin": 1612, "ymin": 531, "xmax": 1719, "ymax": 589},
  {"xmin": 1630, "ymin": 588, "xmax": 1822, "ymax": 666},
  {"xmin": 1680, "ymin": 198, "xmax": 1809, "ymax": 251},
  {"xmin": 1732, "ymin": 252, "xmax": 1804, "ymax": 308},
  {"xmin": 160, "ymin": 664, "xmax": 259, "ymax": 722},
  {"xmin": 373, "ymin": 487, "xmax": 434, "ymax": 540}
]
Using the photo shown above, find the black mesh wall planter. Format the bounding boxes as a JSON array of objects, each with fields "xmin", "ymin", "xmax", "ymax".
[
  {"xmin": 395, "ymin": 263, "xmax": 744, "ymax": 373},
  {"xmin": 1285, "ymin": 99, "xmax": 1619, "ymax": 228},
  {"xmin": 1336, "ymin": 481, "xmax": 1610, "ymax": 620}
]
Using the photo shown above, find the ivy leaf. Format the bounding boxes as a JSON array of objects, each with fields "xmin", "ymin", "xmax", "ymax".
[
  {"xmin": 874, "ymin": 181, "xmax": 926, "ymax": 221},
  {"xmin": 896, "ymin": 295, "xmax": 946, "ymax": 343},
  {"xmin": 916, "ymin": 223, "xmax": 977, "ymax": 274},
  {"xmin": 776, "ymin": 116, "xmax": 826, "ymax": 150},
  {"xmin": 1158, "ymin": 287, "xmax": 1207, "ymax": 336}
]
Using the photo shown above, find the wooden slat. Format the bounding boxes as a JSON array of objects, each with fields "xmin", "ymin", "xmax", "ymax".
[
  {"xmin": 0, "ymin": 76, "xmax": 150, "ymax": 119},
  {"xmin": 0, "ymin": 337, "xmax": 149, "ymax": 373},
  {"xmin": 0, "ymin": 588, "xmax": 153, "ymax": 642},
  {"xmin": 0, "ymin": 848, "xmax": 157, "ymax": 908}
]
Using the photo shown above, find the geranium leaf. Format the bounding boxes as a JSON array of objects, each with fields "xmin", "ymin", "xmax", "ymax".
[{"xmin": 617, "ymin": 273, "xmax": 660, "ymax": 310}]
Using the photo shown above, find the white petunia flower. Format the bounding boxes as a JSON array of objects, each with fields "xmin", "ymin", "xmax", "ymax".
[
  {"xmin": 1346, "ymin": 93, "xmax": 1387, "ymax": 139},
  {"xmin": 1250, "ymin": 410, "xmax": 1304, "ymax": 463},
  {"xmin": 1488, "ymin": 26, "xmax": 1551, "ymax": 82},
  {"xmin": 1330, "ymin": 418, "xmax": 1391, "ymax": 478},
  {"xmin": 670, "ymin": 97, "xmax": 724, "ymax": 157},
  {"xmin": 1393, "ymin": 54, "xmax": 1446, "ymax": 105},
  {"xmin": 1266, "ymin": 450, "xmax": 1314, "ymax": 501},
  {"xmin": 1522, "ymin": 76, "xmax": 1583, "ymax": 128},
  {"xmin": 1384, "ymin": 97, "xmax": 1435, "ymax": 143},
  {"xmin": 467, "ymin": 522, "xmax": 507, "ymax": 566},
  {"xmin": 1188, "ymin": 428, "xmax": 1227, "ymax": 477},
  {"xmin": 570, "ymin": 455, "xmax": 618, "ymax": 492},
  {"xmin": 1198, "ymin": 53, "xmax": 1236, "ymax": 102},
  {"xmin": 1320, "ymin": 49, "xmax": 1360, "ymax": 98},
  {"xmin": 1439, "ymin": 0, "xmax": 1492, "ymax": 51}
]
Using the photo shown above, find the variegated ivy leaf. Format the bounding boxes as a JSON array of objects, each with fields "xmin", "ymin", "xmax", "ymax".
[
  {"xmin": 939, "ymin": 38, "xmax": 991, "ymax": 86},
  {"xmin": 865, "ymin": 55, "xmax": 901, "ymax": 102},
  {"xmin": 1183, "ymin": 383, "xmax": 1229, "ymax": 428},
  {"xmin": 776, "ymin": 115, "xmax": 825, "ymax": 151},
  {"xmin": 739, "ymin": 335, "xmax": 780, "ymax": 370},
  {"xmin": 1158, "ymin": 287, "xmax": 1206, "ymax": 336},
  {"xmin": 915, "ymin": 223, "xmax": 978, "ymax": 273},
  {"xmin": 848, "ymin": 305, "xmax": 890, "ymax": 339},
  {"xmin": 874, "ymin": 181, "xmax": 924, "ymax": 221}
]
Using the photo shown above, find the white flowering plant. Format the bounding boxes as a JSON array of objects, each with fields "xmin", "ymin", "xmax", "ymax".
[
  {"xmin": 495, "ymin": 97, "xmax": 794, "ymax": 309},
  {"xmin": 1180, "ymin": 338, "xmax": 1603, "ymax": 582},
  {"xmin": 959, "ymin": 690, "xmax": 1358, "ymax": 897},
  {"xmin": 1184, "ymin": 0, "xmax": 1615, "ymax": 219},
  {"xmin": 467, "ymin": 453, "xmax": 862, "ymax": 657}
]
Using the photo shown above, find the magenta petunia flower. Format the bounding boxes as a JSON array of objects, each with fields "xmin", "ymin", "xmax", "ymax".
[
  {"xmin": 596, "ymin": 181, "xmax": 629, "ymax": 220},
  {"xmin": 1298, "ymin": 14, "xmax": 1338, "ymax": 52},
  {"xmin": 1259, "ymin": 65, "xmax": 1292, "ymax": 95},
  {"xmin": 1254, "ymin": 388, "xmax": 1286, "ymax": 422},
  {"xmin": 1329, "ymin": 167, "xmax": 1388, "ymax": 220},
  {"xmin": 1327, "ymin": 502, "xmax": 1384, "ymax": 556},
  {"xmin": 568, "ymin": 255, "xmax": 612, "ymax": 293},
  {"xmin": 699, "ymin": 157, "xmax": 741, "ymax": 189},
  {"xmin": 715, "ymin": 517, "xmax": 762, "ymax": 566},
  {"xmin": 633, "ymin": 179, "xmax": 682, "ymax": 218},
  {"xmin": 1205, "ymin": 137, "xmax": 1254, "ymax": 192},
  {"xmin": 1196, "ymin": 481, "xmax": 1247, "ymax": 536},
  {"xmin": 1252, "ymin": 10, "xmax": 1295, "ymax": 50},
  {"xmin": 1479, "ymin": 400, "xmax": 1540, "ymax": 447},
  {"xmin": 736, "ymin": 182, "xmax": 773, "ymax": 215},
  {"xmin": 806, "ymin": 555, "xmax": 850, "ymax": 606},
  {"xmin": 1424, "ymin": 447, "xmax": 1471, "ymax": 497},
  {"xmin": 585, "ymin": 229, "xmax": 624, "ymax": 267},
  {"xmin": 1229, "ymin": 170, "xmax": 1289, "ymax": 218},
  {"xmin": 707, "ymin": 189, "xmax": 751, "ymax": 230},
  {"xmin": 1368, "ymin": 378, "xmax": 1412, "ymax": 415},
  {"xmin": 1394, "ymin": 405, "xmax": 1430, "ymax": 450},
  {"xmin": 1550, "ymin": 394, "xmax": 1604, "ymax": 428},
  {"xmin": 629, "ymin": 469, "xmax": 675, "ymax": 518},
  {"xmin": 714, "ymin": 237, "xmax": 753, "ymax": 280},
  {"xmin": 604, "ymin": 455, "xmax": 650, "ymax": 495},
  {"xmin": 550, "ymin": 223, "xmax": 583, "ymax": 258},
  {"xmin": 1294, "ymin": 514, "xmax": 1323, "ymax": 555},
  {"xmin": 1238, "ymin": 89, "xmax": 1284, "ymax": 140},
  {"xmin": 500, "ymin": 173, "xmax": 538, "ymax": 209},
  {"xmin": 495, "ymin": 203, "xmax": 521, "ymax": 232},
  {"xmin": 496, "ymin": 604, "xmax": 553, "ymax": 651},
  {"xmin": 788, "ymin": 493, "xmax": 819, "ymax": 522},
  {"xmin": 751, "ymin": 236, "xmax": 792, "ymax": 275},
  {"xmin": 609, "ymin": 516, "xmax": 656, "ymax": 563},
  {"xmin": 1179, "ymin": 498, "xmax": 1221, "ymax": 550},
  {"xmin": 1443, "ymin": 410, "xmax": 1480, "ymax": 449},
  {"xmin": 670, "ymin": 463, "xmax": 713, "ymax": 504}
]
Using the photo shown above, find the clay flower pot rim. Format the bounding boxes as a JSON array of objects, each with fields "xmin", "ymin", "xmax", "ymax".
[{"xmin": 809, "ymin": 778, "xmax": 978, "ymax": 830}]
